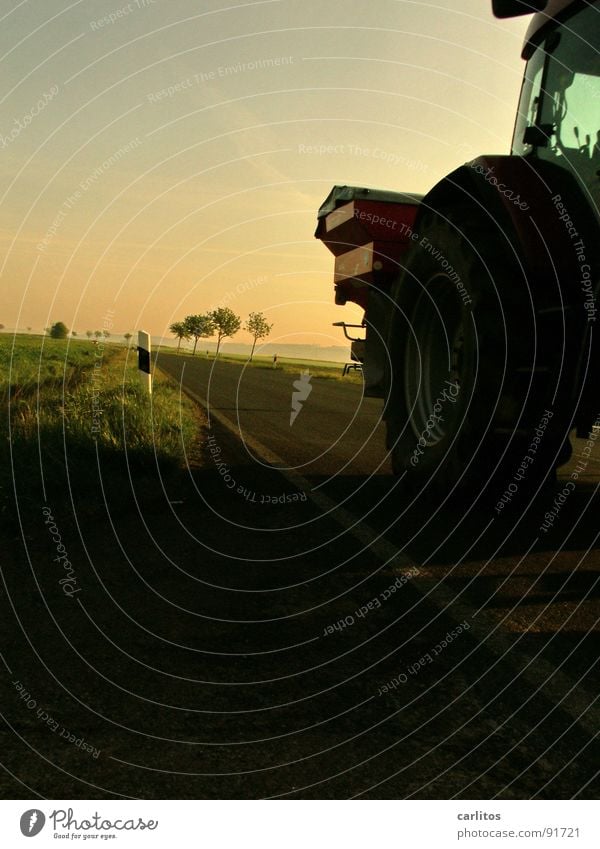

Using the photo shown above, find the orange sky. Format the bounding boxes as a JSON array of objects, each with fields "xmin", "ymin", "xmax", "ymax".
[{"xmin": 1, "ymin": 0, "xmax": 528, "ymax": 346}]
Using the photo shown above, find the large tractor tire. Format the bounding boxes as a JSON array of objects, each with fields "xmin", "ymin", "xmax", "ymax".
[{"xmin": 385, "ymin": 207, "xmax": 572, "ymax": 502}]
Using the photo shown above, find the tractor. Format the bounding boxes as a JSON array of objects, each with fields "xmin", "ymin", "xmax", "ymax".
[{"xmin": 315, "ymin": 0, "xmax": 600, "ymax": 497}]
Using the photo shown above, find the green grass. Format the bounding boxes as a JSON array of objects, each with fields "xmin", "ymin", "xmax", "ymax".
[
  {"xmin": 165, "ymin": 349, "xmax": 363, "ymax": 381},
  {"xmin": 1, "ymin": 335, "xmax": 200, "ymax": 513}
]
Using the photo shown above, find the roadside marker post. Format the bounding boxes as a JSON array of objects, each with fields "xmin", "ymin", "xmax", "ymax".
[{"xmin": 138, "ymin": 330, "xmax": 152, "ymax": 395}]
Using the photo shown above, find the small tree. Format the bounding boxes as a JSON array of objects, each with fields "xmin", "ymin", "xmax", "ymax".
[
  {"xmin": 49, "ymin": 321, "xmax": 69, "ymax": 339},
  {"xmin": 71, "ymin": 330, "xmax": 78, "ymax": 337},
  {"xmin": 244, "ymin": 312, "xmax": 273, "ymax": 361},
  {"xmin": 209, "ymin": 307, "xmax": 241, "ymax": 358},
  {"xmin": 124, "ymin": 332, "xmax": 133, "ymax": 347},
  {"xmin": 102, "ymin": 330, "xmax": 110, "ymax": 339},
  {"xmin": 184, "ymin": 314, "xmax": 214, "ymax": 356},
  {"xmin": 169, "ymin": 321, "xmax": 191, "ymax": 353},
  {"xmin": 86, "ymin": 330, "xmax": 93, "ymax": 339},
  {"xmin": 94, "ymin": 330, "xmax": 102, "ymax": 339}
]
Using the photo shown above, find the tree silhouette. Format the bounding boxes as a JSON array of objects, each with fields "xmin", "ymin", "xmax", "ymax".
[
  {"xmin": 244, "ymin": 312, "xmax": 273, "ymax": 361},
  {"xmin": 169, "ymin": 321, "xmax": 191, "ymax": 353},
  {"xmin": 49, "ymin": 322, "xmax": 69, "ymax": 339},
  {"xmin": 102, "ymin": 330, "xmax": 110, "ymax": 339},
  {"xmin": 209, "ymin": 307, "xmax": 241, "ymax": 358},
  {"xmin": 183, "ymin": 314, "xmax": 214, "ymax": 356},
  {"xmin": 86, "ymin": 331, "xmax": 93, "ymax": 339},
  {"xmin": 124, "ymin": 332, "xmax": 133, "ymax": 347},
  {"xmin": 94, "ymin": 330, "xmax": 102, "ymax": 339}
]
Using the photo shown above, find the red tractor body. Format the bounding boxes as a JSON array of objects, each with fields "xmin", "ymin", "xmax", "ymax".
[{"xmin": 315, "ymin": 0, "xmax": 600, "ymax": 493}]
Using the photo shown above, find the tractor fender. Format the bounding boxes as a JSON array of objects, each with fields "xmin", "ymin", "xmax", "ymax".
[
  {"xmin": 389, "ymin": 155, "xmax": 600, "ymax": 435},
  {"xmin": 416, "ymin": 155, "xmax": 599, "ymax": 300}
]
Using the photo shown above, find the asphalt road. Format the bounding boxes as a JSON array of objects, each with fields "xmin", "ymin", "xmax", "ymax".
[
  {"xmin": 6, "ymin": 352, "xmax": 591, "ymax": 798},
  {"xmin": 155, "ymin": 352, "xmax": 600, "ymax": 793},
  {"xmin": 158, "ymin": 353, "xmax": 392, "ymax": 481}
]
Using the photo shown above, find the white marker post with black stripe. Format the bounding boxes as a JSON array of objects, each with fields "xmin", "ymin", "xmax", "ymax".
[{"xmin": 138, "ymin": 330, "xmax": 152, "ymax": 395}]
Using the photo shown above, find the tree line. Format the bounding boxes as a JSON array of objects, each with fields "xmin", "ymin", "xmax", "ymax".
[
  {"xmin": 169, "ymin": 308, "xmax": 272, "ymax": 360},
  {"xmin": 44, "ymin": 322, "xmax": 134, "ymax": 344}
]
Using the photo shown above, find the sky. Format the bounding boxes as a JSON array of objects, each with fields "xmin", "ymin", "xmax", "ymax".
[{"xmin": 0, "ymin": 0, "xmax": 529, "ymax": 348}]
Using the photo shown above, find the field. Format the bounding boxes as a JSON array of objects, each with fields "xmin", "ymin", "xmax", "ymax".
[
  {"xmin": 164, "ymin": 348, "xmax": 363, "ymax": 381},
  {"xmin": 1, "ymin": 334, "xmax": 200, "ymax": 516}
]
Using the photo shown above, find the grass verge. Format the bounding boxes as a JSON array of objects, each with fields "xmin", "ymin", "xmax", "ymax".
[
  {"xmin": 162, "ymin": 349, "xmax": 364, "ymax": 381},
  {"xmin": 1, "ymin": 334, "xmax": 201, "ymax": 517}
]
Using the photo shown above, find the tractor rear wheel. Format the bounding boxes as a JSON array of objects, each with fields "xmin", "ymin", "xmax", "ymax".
[{"xmin": 385, "ymin": 208, "xmax": 571, "ymax": 501}]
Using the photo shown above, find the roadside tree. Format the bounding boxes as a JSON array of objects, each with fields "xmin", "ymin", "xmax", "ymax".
[
  {"xmin": 244, "ymin": 312, "xmax": 273, "ymax": 361},
  {"xmin": 184, "ymin": 313, "xmax": 214, "ymax": 356},
  {"xmin": 169, "ymin": 321, "xmax": 190, "ymax": 353},
  {"xmin": 209, "ymin": 307, "xmax": 241, "ymax": 358},
  {"xmin": 49, "ymin": 322, "xmax": 69, "ymax": 339}
]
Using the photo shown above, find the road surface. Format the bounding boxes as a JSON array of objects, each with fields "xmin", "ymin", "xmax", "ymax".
[
  {"xmin": 53, "ymin": 349, "xmax": 591, "ymax": 799},
  {"xmin": 3, "ymin": 352, "xmax": 598, "ymax": 800}
]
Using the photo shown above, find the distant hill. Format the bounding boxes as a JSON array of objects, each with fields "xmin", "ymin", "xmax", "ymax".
[{"xmin": 153, "ymin": 339, "xmax": 352, "ymax": 364}]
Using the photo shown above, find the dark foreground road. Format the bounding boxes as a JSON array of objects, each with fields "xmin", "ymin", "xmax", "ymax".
[{"xmin": 1, "ymin": 353, "xmax": 598, "ymax": 799}]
